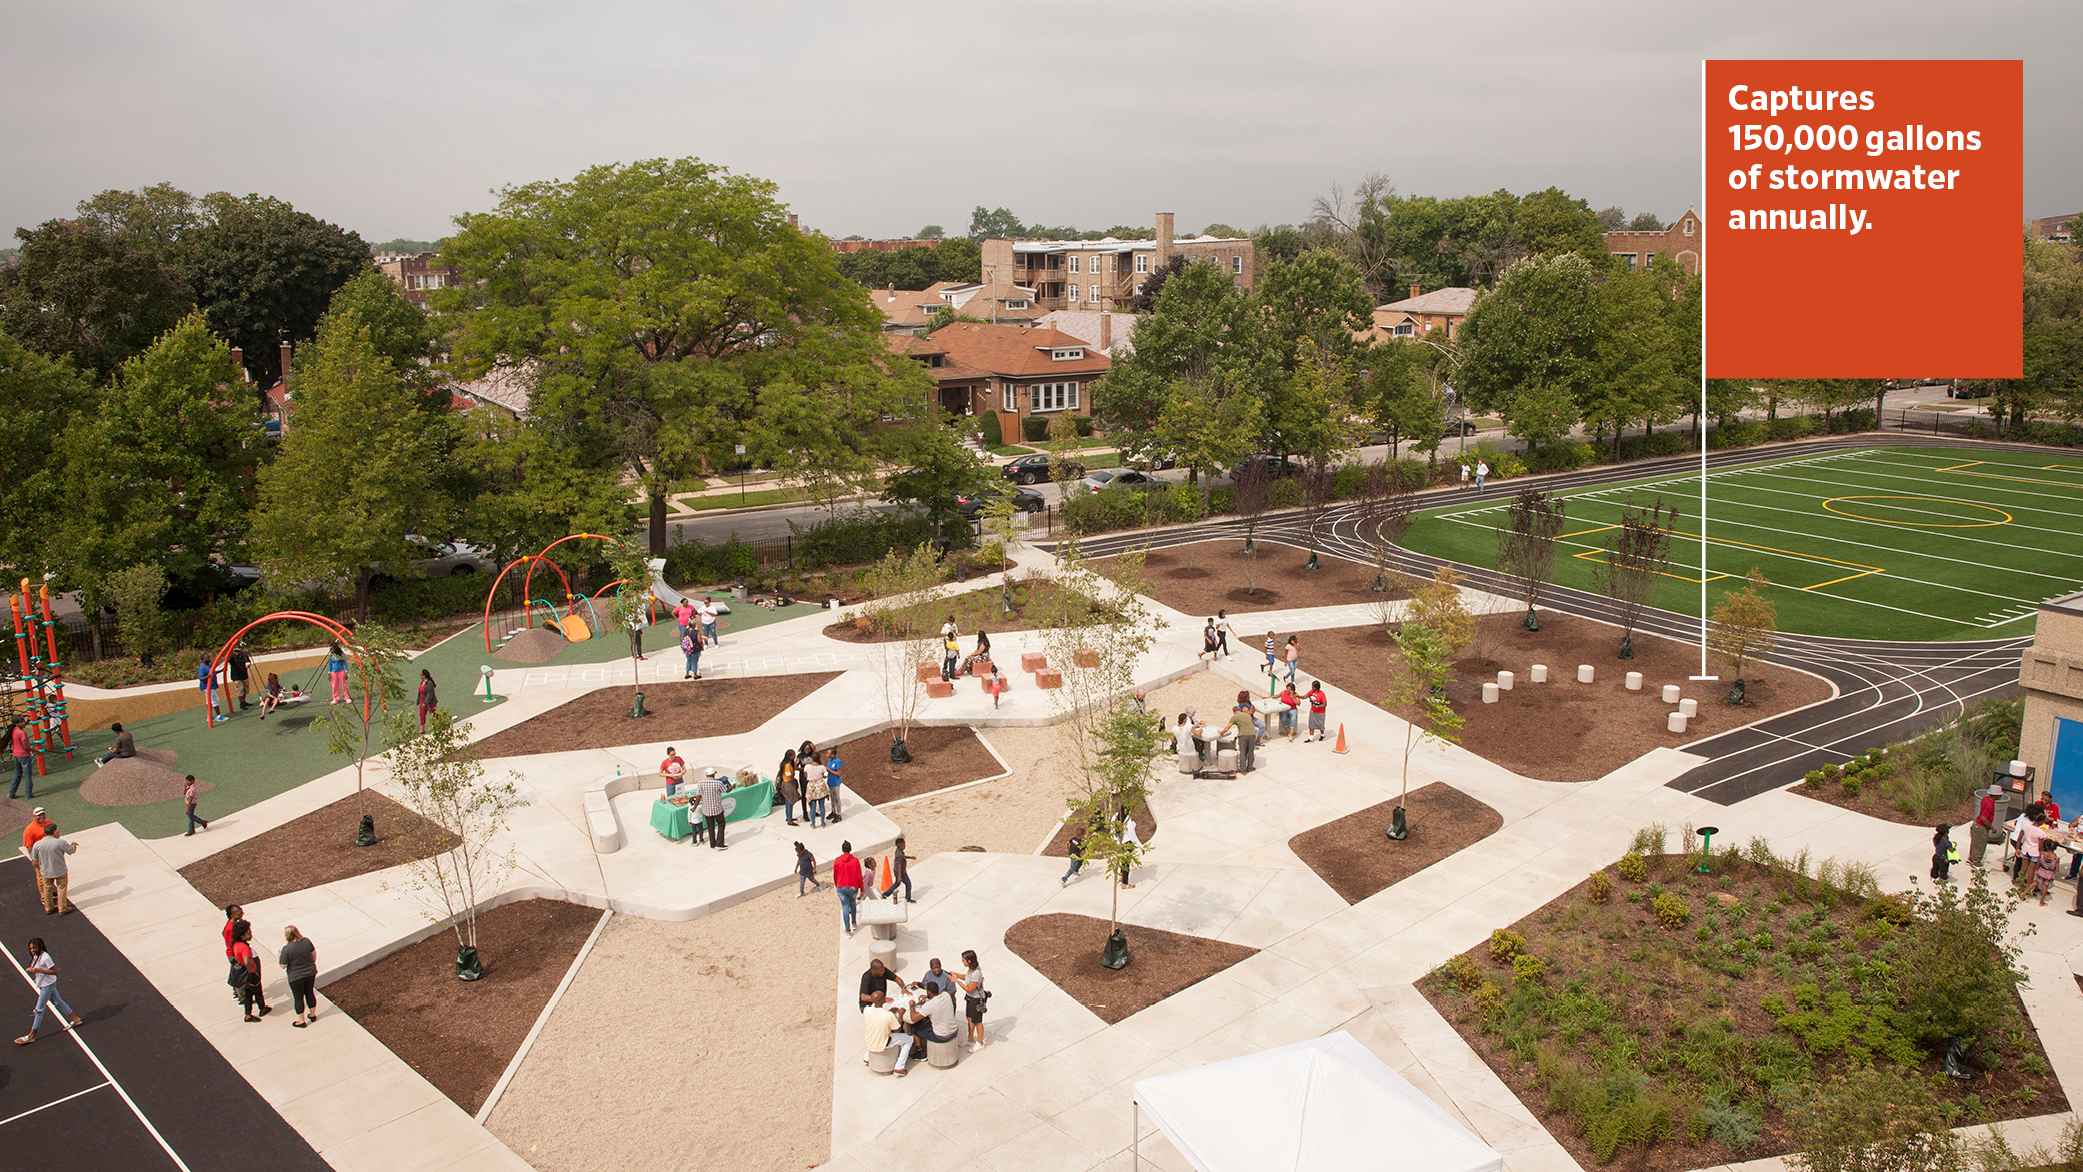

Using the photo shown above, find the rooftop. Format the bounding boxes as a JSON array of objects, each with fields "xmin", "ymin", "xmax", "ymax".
[{"xmin": 1375, "ymin": 287, "xmax": 1477, "ymax": 316}]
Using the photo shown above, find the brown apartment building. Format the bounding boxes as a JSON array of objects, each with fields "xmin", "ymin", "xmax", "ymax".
[
  {"xmin": 887, "ymin": 322, "xmax": 1108, "ymax": 438},
  {"xmin": 869, "ymin": 281, "xmax": 1044, "ymax": 334},
  {"xmin": 376, "ymin": 251, "xmax": 460, "ymax": 307},
  {"xmin": 979, "ymin": 212, "xmax": 1256, "ymax": 314},
  {"xmin": 1602, "ymin": 208, "xmax": 1705, "ymax": 276}
]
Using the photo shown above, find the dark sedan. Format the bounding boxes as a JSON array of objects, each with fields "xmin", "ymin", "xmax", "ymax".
[
  {"xmin": 1230, "ymin": 455, "xmax": 1300, "ymax": 481},
  {"xmin": 1000, "ymin": 453, "xmax": 1086, "ymax": 485},
  {"xmin": 956, "ymin": 484, "xmax": 1045, "ymax": 518}
]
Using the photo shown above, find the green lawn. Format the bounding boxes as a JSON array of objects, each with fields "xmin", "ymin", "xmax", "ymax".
[
  {"xmin": 679, "ymin": 485, "xmax": 818, "ymax": 511},
  {"xmin": 989, "ymin": 444, "xmax": 1037, "ymax": 457},
  {"xmin": 1400, "ymin": 446, "xmax": 2083, "ymax": 641}
]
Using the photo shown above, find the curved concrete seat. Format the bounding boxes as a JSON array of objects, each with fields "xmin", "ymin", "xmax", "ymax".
[{"xmin": 589, "ymin": 771, "xmax": 663, "ymax": 854}]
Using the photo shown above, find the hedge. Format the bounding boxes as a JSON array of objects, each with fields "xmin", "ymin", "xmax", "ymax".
[
  {"xmin": 981, "ymin": 410, "xmax": 1002, "ymax": 446},
  {"xmin": 1021, "ymin": 416, "xmax": 1050, "ymax": 442}
]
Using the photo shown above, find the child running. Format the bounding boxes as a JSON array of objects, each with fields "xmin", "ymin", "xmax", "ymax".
[{"xmin": 795, "ymin": 842, "xmax": 823, "ymax": 898}]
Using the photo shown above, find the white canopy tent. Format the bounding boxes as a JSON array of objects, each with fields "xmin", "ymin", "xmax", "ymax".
[{"xmin": 1131, "ymin": 1031, "xmax": 1504, "ymax": 1172}]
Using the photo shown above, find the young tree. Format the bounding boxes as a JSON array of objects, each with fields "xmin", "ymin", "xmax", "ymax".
[
  {"xmin": 980, "ymin": 494, "xmax": 1022, "ymax": 569},
  {"xmin": 1380, "ymin": 622, "xmax": 1462, "ymax": 840},
  {"xmin": 881, "ymin": 423, "xmax": 992, "ymax": 549},
  {"xmin": 1300, "ymin": 458, "xmax": 1337, "ymax": 571},
  {"xmin": 1061, "ymin": 706, "xmax": 1170, "ymax": 965},
  {"xmin": 1408, "ymin": 564, "xmax": 1475, "ymax": 656},
  {"xmin": 249, "ymin": 309, "xmax": 449, "ymax": 615},
  {"xmin": 1495, "ymin": 489, "xmax": 1566, "ymax": 631},
  {"xmin": 603, "ymin": 539, "xmax": 657, "ymax": 714},
  {"xmin": 1593, "ymin": 497, "xmax": 1682, "ymax": 660},
  {"xmin": 314, "ymin": 623, "xmax": 410, "ymax": 833},
  {"xmin": 1505, "ymin": 383, "xmax": 1579, "ymax": 455},
  {"xmin": 1707, "ymin": 568, "xmax": 1777, "ymax": 704},
  {"xmin": 1363, "ymin": 340, "xmax": 1441, "ymax": 458},
  {"xmin": 386, "ymin": 709, "xmax": 528, "ymax": 981},
  {"xmin": 103, "ymin": 563, "xmax": 168, "ymax": 667},
  {"xmin": 1356, "ymin": 461, "xmax": 1416, "ymax": 596},
  {"xmin": 859, "ymin": 544, "xmax": 950, "ymax": 763},
  {"xmin": 1035, "ymin": 538, "xmax": 1164, "ymax": 786},
  {"xmin": 1232, "ymin": 457, "xmax": 1273, "ymax": 593}
]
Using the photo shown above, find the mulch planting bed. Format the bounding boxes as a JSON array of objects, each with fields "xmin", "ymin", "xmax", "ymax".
[
  {"xmin": 467, "ymin": 672, "xmax": 842, "ymax": 759},
  {"xmin": 826, "ymin": 725, "xmax": 1003, "ymax": 804},
  {"xmin": 1419, "ymin": 855, "xmax": 2067, "ymax": 1172},
  {"xmin": 1299, "ymin": 612, "xmax": 1832, "ymax": 783},
  {"xmin": 1790, "ymin": 777, "xmax": 1982, "ymax": 829},
  {"xmin": 323, "ymin": 898, "xmax": 600, "ymax": 1114},
  {"xmin": 1092, "ymin": 541, "xmax": 1411, "ymax": 617},
  {"xmin": 1040, "ymin": 800, "xmax": 1157, "ymax": 857},
  {"xmin": 1004, "ymin": 912, "xmax": 1257, "ymax": 1025},
  {"xmin": 820, "ymin": 580, "xmax": 1106, "ymax": 644},
  {"xmin": 1288, "ymin": 784, "xmax": 1502, "ymax": 904},
  {"xmin": 181, "ymin": 792, "xmax": 461, "ymax": 908}
]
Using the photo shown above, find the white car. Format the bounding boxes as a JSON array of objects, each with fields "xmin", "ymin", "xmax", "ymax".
[
  {"xmin": 404, "ymin": 536, "xmax": 499, "ymax": 577},
  {"xmin": 1076, "ymin": 469, "xmax": 1164, "ymax": 495}
]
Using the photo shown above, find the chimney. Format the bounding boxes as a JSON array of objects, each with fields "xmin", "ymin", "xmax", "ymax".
[
  {"xmin": 1155, "ymin": 212, "xmax": 1174, "ymax": 267},
  {"xmin": 1100, "ymin": 312, "xmax": 1112, "ymax": 350},
  {"xmin": 787, "ymin": 213, "xmax": 799, "ymax": 229},
  {"xmin": 1409, "ymin": 283, "xmax": 1421, "ymax": 300},
  {"xmin": 230, "ymin": 346, "xmax": 247, "ymax": 380},
  {"xmin": 278, "ymin": 341, "xmax": 293, "ymax": 384}
]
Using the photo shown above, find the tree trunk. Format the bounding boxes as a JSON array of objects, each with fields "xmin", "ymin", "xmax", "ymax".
[
  {"xmin": 356, "ymin": 568, "xmax": 372, "ymax": 618},
  {"xmin": 648, "ymin": 486, "xmax": 668, "ymax": 556}
]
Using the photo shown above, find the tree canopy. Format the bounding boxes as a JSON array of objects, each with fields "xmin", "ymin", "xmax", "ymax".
[{"xmin": 0, "ymin": 218, "xmax": 194, "ymax": 380}]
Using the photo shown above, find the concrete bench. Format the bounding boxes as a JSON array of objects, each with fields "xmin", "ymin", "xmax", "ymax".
[
  {"xmin": 868, "ymin": 1042, "xmax": 903, "ymax": 1074},
  {"xmin": 587, "ymin": 770, "xmax": 661, "ymax": 854},
  {"xmin": 927, "ymin": 1035, "xmax": 963, "ymax": 1069}
]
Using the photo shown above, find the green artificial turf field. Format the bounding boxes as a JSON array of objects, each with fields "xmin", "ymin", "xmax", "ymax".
[{"xmin": 1399, "ymin": 446, "xmax": 2083, "ymax": 641}]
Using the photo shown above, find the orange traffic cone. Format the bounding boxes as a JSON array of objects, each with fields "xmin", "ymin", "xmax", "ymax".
[
  {"xmin": 879, "ymin": 853, "xmax": 894, "ymax": 895},
  {"xmin": 1333, "ymin": 723, "xmax": 1348, "ymax": 754}
]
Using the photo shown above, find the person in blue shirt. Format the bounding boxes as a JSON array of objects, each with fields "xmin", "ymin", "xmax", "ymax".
[
  {"xmin": 196, "ymin": 656, "xmax": 224, "ymax": 723},
  {"xmin": 326, "ymin": 642, "xmax": 352, "ymax": 705},
  {"xmin": 825, "ymin": 748, "xmax": 845, "ymax": 822}
]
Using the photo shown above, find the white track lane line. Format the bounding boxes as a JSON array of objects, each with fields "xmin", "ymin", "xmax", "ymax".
[{"xmin": 0, "ymin": 1080, "xmax": 113, "ymax": 1129}]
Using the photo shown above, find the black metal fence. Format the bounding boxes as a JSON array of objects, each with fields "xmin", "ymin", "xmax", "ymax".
[{"xmin": 1882, "ymin": 408, "xmax": 1997, "ymax": 438}]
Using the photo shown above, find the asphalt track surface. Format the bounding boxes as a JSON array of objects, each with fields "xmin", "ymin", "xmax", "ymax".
[
  {"xmin": 1061, "ymin": 436, "xmax": 2045, "ymax": 806},
  {"xmin": 0, "ymin": 855, "xmax": 328, "ymax": 1172}
]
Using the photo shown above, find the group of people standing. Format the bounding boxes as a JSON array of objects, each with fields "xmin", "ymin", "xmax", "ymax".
[
  {"xmin": 221, "ymin": 904, "xmax": 322, "ymax": 1027},
  {"xmin": 671, "ymin": 595, "xmax": 722, "ymax": 680}
]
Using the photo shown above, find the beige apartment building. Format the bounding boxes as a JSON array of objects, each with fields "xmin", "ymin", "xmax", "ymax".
[{"xmin": 979, "ymin": 212, "xmax": 1256, "ymax": 314}]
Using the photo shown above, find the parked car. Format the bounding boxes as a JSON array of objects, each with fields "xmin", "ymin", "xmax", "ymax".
[
  {"xmin": 1000, "ymin": 453, "xmax": 1086, "ymax": 485},
  {"xmin": 1230, "ymin": 455, "xmax": 1300, "ymax": 481},
  {"xmin": 955, "ymin": 483, "xmax": 1045, "ymax": 518},
  {"xmin": 1442, "ymin": 415, "xmax": 1479, "ymax": 436},
  {"xmin": 1129, "ymin": 451, "xmax": 1179, "ymax": 471},
  {"xmin": 1076, "ymin": 469, "xmax": 1164, "ymax": 495},
  {"xmin": 404, "ymin": 535, "xmax": 499, "ymax": 577}
]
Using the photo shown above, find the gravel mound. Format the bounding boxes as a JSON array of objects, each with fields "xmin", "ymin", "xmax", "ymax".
[
  {"xmin": 494, "ymin": 626, "xmax": 569, "ymax": 664},
  {"xmin": 81, "ymin": 750, "xmax": 212, "ymax": 807}
]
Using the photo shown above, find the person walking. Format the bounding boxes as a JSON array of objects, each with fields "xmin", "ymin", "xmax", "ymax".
[
  {"xmin": 13, "ymin": 938, "xmax": 81, "ymax": 1045},
  {"xmin": 94, "ymin": 722, "xmax": 135, "ymax": 766},
  {"xmin": 794, "ymin": 842, "xmax": 823, "ymax": 897},
  {"xmin": 1305, "ymin": 680, "xmax": 1329, "ymax": 742},
  {"xmin": 227, "ymin": 644, "xmax": 254, "ymax": 711},
  {"xmin": 1475, "ymin": 460, "xmax": 1489, "ymax": 494},
  {"xmin": 414, "ymin": 670, "xmax": 438, "ymax": 730},
  {"xmin": 1263, "ymin": 632, "xmax": 1279, "ymax": 678},
  {"xmin": 1116, "ymin": 810, "xmax": 1141, "ymax": 889},
  {"xmin": 8, "ymin": 719, "xmax": 31, "ymax": 801},
  {"xmin": 673, "ymin": 596, "xmax": 696, "ymax": 636},
  {"xmin": 1062, "ymin": 827, "xmax": 1087, "ymax": 886},
  {"xmin": 196, "ymin": 655, "xmax": 224, "ymax": 725},
  {"xmin": 679, "ymin": 625, "xmax": 702, "ymax": 680},
  {"xmin": 1970, "ymin": 784, "xmax": 2001, "ymax": 867},
  {"xmin": 695, "ymin": 767, "xmax": 727, "ymax": 850},
  {"xmin": 833, "ymin": 843, "xmax": 863, "ymax": 936},
  {"xmin": 28, "ymin": 823, "xmax": 76, "ymax": 915},
  {"xmin": 957, "ymin": 949, "xmax": 988, "ymax": 1052},
  {"xmin": 1200, "ymin": 619, "xmax": 1219, "ymax": 662},
  {"xmin": 230, "ymin": 920, "xmax": 270, "ymax": 1021},
  {"xmin": 1215, "ymin": 610, "xmax": 1232, "ymax": 659},
  {"xmin": 183, "ymin": 774, "xmax": 209, "ymax": 835},
  {"xmin": 1277, "ymin": 682, "xmax": 1301, "ymax": 742},
  {"xmin": 882, "ymin": 837, "xmax": 913, "ymax": 902},
  {"xmin": 626, "ymin": 609, "xmax": 648, "ymax": 663},
  {"xmin": 1931, "ymin": 823, "xmax": 1954, "ymax": 882},
  {"xmin": 1283, "ymin": 636, "xmax": 1301, "ymax": 686},
  {"xmin": 825, "ymin": 748, "xmax": 845, "ymax": 823},
  {"xmin": 325, "ymin": 642, "xmax": 352, "ymax": 706},
  {"xmin": 279, "ymin": 926, "xmax": 319, "ymax": 1026}
]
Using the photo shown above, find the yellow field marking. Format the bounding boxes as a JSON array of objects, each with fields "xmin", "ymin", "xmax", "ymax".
[
  {"xmin": 1821, "ymin": 494, "xmax": 2012, "ymax": 528},
  {"xmin": 1934, "ymin": 460, "xmax": 2083, "ymax": 487},
  {"xmin": 1568, "ymin": 549, "xmax": 1733, "ymax": 584},
  {"xmin": 1565, "ymin": 528, "xmax": 1884, "ymax": 591},
  {"xmin": 1803, "ymin": 570, "xmax": 1885, "ymax": 591}
]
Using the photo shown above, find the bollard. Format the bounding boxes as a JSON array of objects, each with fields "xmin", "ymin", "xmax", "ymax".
[
  {"xmin": 1577, "ymin": 665, "xmax": 1594, "ymax": 684},
  {"xmin": 1482, "ymin": 683, "xmax": 1499, "ymax": 704},
  {"xmin": 1661, "ymin": 684, "xmax": 1681, "ymax": 703},
  {"xmin": 1497, "ymin": 670, "xmax": 1514, "ymax": 691},
  {"xmin": 1625, "ymin": 672, "xmax": 1643, "ymax": 691},
  {"xmin": 1530, "ymin": 664, "xmax": 1547, "ymax": 683},
  {"xmin": 1679, "ymin": 698, "xmax": 1698, "ymax": 717},
  {"xmin": 1667, "ymin": 712, "xmax": 1688, "ymax": 733}
]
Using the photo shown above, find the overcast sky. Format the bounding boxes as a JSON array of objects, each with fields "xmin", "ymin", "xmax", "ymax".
[{"xmin": 3, "ymin": 0, "xmax": 2076, "ymax": 244}]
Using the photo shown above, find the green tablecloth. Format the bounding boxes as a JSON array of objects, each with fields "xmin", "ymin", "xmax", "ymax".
[{"xmin": 649, "ymin": 778, "xmax": 777, "ymax": 840}]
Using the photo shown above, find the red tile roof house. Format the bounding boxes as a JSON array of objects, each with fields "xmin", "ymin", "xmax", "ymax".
[{"xmin": 886, "ymin": 322, "xmax": 1109, "ymax": 443}]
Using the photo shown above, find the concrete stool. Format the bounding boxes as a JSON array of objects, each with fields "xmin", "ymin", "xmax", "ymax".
[
  {"xmin": 1625, "ymin": 671, "xmax": 1643, "ymax": 691},
  {"xmin": 1661, "ymin": 684, "xmax": 1681, "ymax": 703},
  {"xmin": 1178, "ymin": 747, "xmax": 1200, "ymax": 775},
  {"xmin": 1679, "ymin": 698, "xmax": 1699, "ymax": 717},
  {"xmin": 927, "ymin": 1035, "xmax": 963, "ymax": 1068},
  {"xmin": 1578, "ymin": 665, "xmax": 1595, "ymax": 684},
  {"xmin": 1036, "ymin": 668, "xmax": 1063, "ymax": 689},
  {"xmin": 1530, "ymin": 664, "xmax": 1547, "ymax": 683},
  {"xmin": 1482, "ymin": 683, "xmax": 1499, "ymax": 704},
  {"xmin": 867, "ymin": 937, "xmax": 897, "ymax": 972},
  {"xmin": 1497, "ymin": 670, "xmax": 1514, "ymax": 691},
  {"xmin": 1020, "ymin": 651, "xmax": 1047, "ymax": 672},
  {"xmin": 868, "ymin": 1043, "xmax": 902, "ymax": 1074},
  {"xmin": 926, "ymin": 680, "xmax": 954, "ymax": 698},
  {"xmin": 1668, "ymin": 712, "xmax": 1688, "ymax": 733}
]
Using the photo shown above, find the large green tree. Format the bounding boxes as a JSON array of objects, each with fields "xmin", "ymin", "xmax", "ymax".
[
  {"xmin": 1583, "ymin": 261, "xmax": 1685, "ymax": 454},
  {"xmin": 1456, "ymin": 251, "xmax": 1601, "ymax": 417},
  {"xmin": 1514, "ymin": 186, "xmax": 1609, "ymax": 260},
  {"xmin": 249, "ymin": 308, "xmax": 449, "ymax": 612},
  {"xmin": 0, "ymin": 218, "xmax": 194, "ymax": 380},
  {"xmin": 1094, "ymin": 258, "xmax": 1277, "ymax": 474},
  {"xmin": 0, "ymin": 331, "xmax": 93, "ymax": 577},
  {"xmin": 451, "ymin": 403, "xmax": 638, "ymax": 563},
  {"xmin": 439, "ymin": 157, "xmax": 925, "ymax": 554},
  {"xmin": 179, "ymin": 192, "xmax": 371, "ymax": 386},
  {"xmin": 1258, "ymin": 247, "xmax": 1373, "ymax": 371},
  {"xmin": 56, "ymin": 313, "xmax": 261, "ymax": 603},
  {"xmin": 833, "ymin": 238, "xmax": 982, "ymax": 289}
]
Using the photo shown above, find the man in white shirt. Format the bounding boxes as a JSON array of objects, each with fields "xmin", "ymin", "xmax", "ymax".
[
  {"xmin": 698, "ymin": 599, "xmax": 719, "ymax": 646},
  {"xmin": 1474, "ymin": 461, "xmax": 1489, "ymax": 494},
  {"xmin": 28, "ymin": 825, "xmax": 77, "ymax": 915},
  {"xmin": 906, "ymin": 985, "xmax": 962, "ymax": 1052},
  {"xmin": 863, "ymin": 1003, "xmax": 911, "ymax": 1076}
]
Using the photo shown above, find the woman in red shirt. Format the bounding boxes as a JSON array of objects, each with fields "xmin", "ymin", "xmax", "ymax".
[{"xmin": 231, "ymin": 920, "xmax": 271, "ymax": 1021}]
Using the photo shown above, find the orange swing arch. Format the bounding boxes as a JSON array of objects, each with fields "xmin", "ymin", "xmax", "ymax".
[
  {"xmin": 480, "ymin": 554, "xmax": 576, "ymax": 651},
  {"xmin": 207, "ymin": 612, "xmax": 360, "ymax": 730}
]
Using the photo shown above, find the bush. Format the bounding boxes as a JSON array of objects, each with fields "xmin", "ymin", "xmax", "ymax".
[
  {"xmin": 1819, "ymin": 763, "xmax": 1839, "ymax": 781},
  {"xmin": 1440, "ymin": 953, "xmax": 1483, "ymax": 990},
  {"xmin": 1021, "ymin": 415, "xmax": 1050, "ymax": 442},
  {"xmin": 1707, "ymin": 421, "xmax": 1765, "ymax": 449},
  {"xmin": 1587, "ymin": 869, "xmax": 1612, "ymax": 904},
  {"xmin": 1617, "ymin": 431, "xmax": 1692, "ymax": 461},
  {"xmin": 1763, "ymin": 415, "xmax": 1816, "ymax": 442},
  {"xmin": 1511, "ymin": 953, "xmax": 1546, "ymax": 984},
  {"xmin": 1653, "ymin": 892, "xmax": 1692, "ymax": 929},
  {"xmin": 367, "ymin": 573, "xmax": 495, "ymax": 625},
  {"xmin": 1488, "ymin": 928, "xmax": 1526, "ymax": 963},
  {"xmin": 981, "ymin": 410, "xmax": 1003, "ymax": 447},
  {"xmin": 788, "ymin": 508, "xmax": 969, "ymax": 569},
  {"xmin": 1803, "ymin": 770, "xmax": 1825, "ymax": 788},
  {"xmin": 1472, "ymin": 980, "xmax": 1507, "ymax": 1016},
  {"xmin": 1164, "ymin": 483, "xmax": 1207, "ymax": 524},
  {"xmin": 1617, "ymin": 853, "xmax": 1648, "ymax": 882},
  {"xmin": 1524, "ymin": 441, "xmax": 1597, "ymax": 473},
  {"xmin": 1331, "ymin": 462, "xmax": 1371, "ymax": 500},
  {"xmin": 1890, "ymin": 869, "xmax": 2029, "ymax": 1047}
]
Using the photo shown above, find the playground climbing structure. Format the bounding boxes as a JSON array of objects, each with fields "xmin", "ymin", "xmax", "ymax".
[{"xmin": 7, "ymin": 578, "xmax": 75, "ymax": 775}]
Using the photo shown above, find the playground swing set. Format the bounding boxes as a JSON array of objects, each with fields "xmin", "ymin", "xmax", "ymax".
[
  {"xmin": 481, "ymin": 534, "xmax": 669, "ymax": 653},
  {"xmin": 204, "ymin": 611, "xmax": 367, "ymax": 730},
  {"xmin": 7, "ymin": 578, "xmax": 75, "ymax": 776}
]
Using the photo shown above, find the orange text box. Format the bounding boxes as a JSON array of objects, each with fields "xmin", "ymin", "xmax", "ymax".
[{"xmin": 1703, "ymin": 60, "xmax": 2021, "ymax": 378}]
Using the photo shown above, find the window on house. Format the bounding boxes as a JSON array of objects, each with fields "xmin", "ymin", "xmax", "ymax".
[
  {"xmin": 1135, "ymin": 254, "xmax": 1149, "ymax": 273},
  {"xmin": 1005, "ymin": 299, "xmax": 1027, "ymax": 309},
  {"xmin": 1033, "ymin": 382, "xmax": 1079, "ymax": 412},
  {"xmin": 1068, "ymin": 256, "xmax": 1079, "ymax": 273},
  {"xmin": 1619, "ymin": 253, "xmax": 1638, "ymax": 270},
  {"xmin": 1003, "ymin": 382, "xmax": 1016, "ymax": 412},
  {"xmin": 1051, "ymin": 348, "xmax": 1085, "ymax": 361},
  {"xmin": 1393, "ymin": 323, "xmax": 1414, "ymax": 337},
  {"xmin": 1232, "ymin": 256, "xmax": 1243, "ymax": 275},
  {"xmin": 1068, "ymin": 285, "xmax": 1080, "ymax": 302},
  {"xmin": 1683, "ymin": 219, "xmax": 1695, "ymax": 236}
]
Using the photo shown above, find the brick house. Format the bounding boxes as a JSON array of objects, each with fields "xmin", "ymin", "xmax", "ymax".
[
  {"xmin": 979, "ymin": 212, "xmax": 1256, "ymax": 313},
  {"xmin": 887, "ymin": 323, "xmax": 1108, "ymax": 438},
  {"xmin": 1603, "ymin": 208, "xmax": 1705, "ymax": 276},
  {"xmin": 375, "ymin": 251, "xmax": 459, "ymax": 307},
  {"xmin": 1364, "ymin": 285, "xmax": 1476, "ymax": 344},
  {"xmin": 869, "ymin": 281, "xmax": 1043, "ymax": 334},
  {"xmin": 2032, "ymin": 213, "xmax": 2077, "ymax": 244}
]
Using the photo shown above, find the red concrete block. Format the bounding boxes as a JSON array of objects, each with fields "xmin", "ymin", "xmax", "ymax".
[
  {"xmin": 1035, "ymin": 668, "xmax": 1064, "ymax": 689},
  {"xmin": 917, "ymin": 662, "xmax": 940, "ymax": 681},
  {"xmin": 980, "ymin": 674, "xmax": 1009, "ymax": 693},
  {"xmin": 1020, "ymin": 652, "xmax": 1048, "ymax": 673},
  {"xmin": 926, "ymin": 680, "xmax": 954, "ymax": 698},
  {"xmin": 1074, "ymin": 648, "xmax": 1099, "ymax": 668}
]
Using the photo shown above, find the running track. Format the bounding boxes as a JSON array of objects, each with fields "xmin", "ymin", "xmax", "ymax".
[{"xmin": 1059, "ymin": 436, "xmax": 2045, "ymax": 805}]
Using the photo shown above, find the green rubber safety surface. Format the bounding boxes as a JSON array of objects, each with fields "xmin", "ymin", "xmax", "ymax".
[{"xmin": 1400, "ymin": 446, "xmax": 2083, "ymax": 641}]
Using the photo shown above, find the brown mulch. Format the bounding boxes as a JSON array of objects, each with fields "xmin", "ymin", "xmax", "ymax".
[
  {"xmin": 466, "ymin": 672, "xmax": 843, "ymax": 759},
  {"xmin": 180, "ymin": 792, "xmax": 461, "ymax": 908},
  {"xmin": 492, "ymin": 626, "xmax": 571, "ymax": 664},
  {"xmin": 825, "ymin": 725, "xmax": 1003, "ymax": 804},
  {"xmin": 1298, "ymin": 612, "xmax": 1833, "ymax": 783},
  {"xmin": 78, "ymin": 749, "xmax": 209, "ymax": 807},
  {"xmin": 1288, "ymin": 785, "xmax": 1503, "ymax": 904},
  {"xmin": 1787, "ymin": 773, "xmax": 1982, "ymax": 828},
  {"xmin": 819, "ymin": 580, "xmax": 1104, "ymax": 644},
  {"xmin": 1004, "ymin": 912, "xmax": 1257, "ymax": 1025},
  {"xmin": 1091, "ymin": 541, "xmax": 1411, "ymax": 617},
  {"xmin": 1418, "ymin": 858, "xmax": 2068, "ymax": 1172},
  {"xmin": 322, "ymin": 898, "xmax": 601, "ymax": 1114},
  {"xmin": 1040, "ymin": 800, "xmax": 1157, "ymax": 857}
]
